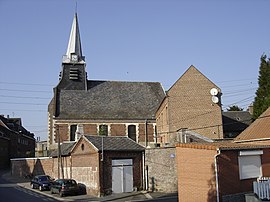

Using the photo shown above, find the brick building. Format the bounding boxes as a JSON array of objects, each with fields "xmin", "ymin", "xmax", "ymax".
[
  {"xmin": 48, "ymin": 13, "xmax": 165, "ymax": 150},
  {"xmin": 156, "ymin": 66, "xmax": 223, "ymax": 146},
  {"xmin": 176, "ymin": 142, "xmax": 270, "ymax": 202},
  {"xmin": 0, "ymin": 115, "xmax": 35, "ymax": 168},
  {"xmin": 11, "ymin": 135, "xmax": 144, "ymax": 196}
]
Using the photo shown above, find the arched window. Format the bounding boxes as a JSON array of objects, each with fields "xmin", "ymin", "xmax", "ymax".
[{"xmin": 128, "ymin": 125, "xmax": 136, "ymax": 142}]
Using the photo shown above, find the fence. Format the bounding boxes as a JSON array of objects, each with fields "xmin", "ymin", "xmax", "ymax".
[{"xmin": 253, "ymin": 178, "xmax": 270, "ymax": 200}]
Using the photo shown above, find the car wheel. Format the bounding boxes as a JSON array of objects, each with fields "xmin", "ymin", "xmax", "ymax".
[{"xmin": 31, "ymin": 184, "xmax": 34, "ymax": 189}]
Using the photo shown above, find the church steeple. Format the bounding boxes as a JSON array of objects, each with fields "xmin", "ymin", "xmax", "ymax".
[
  {"xmin": 58, "ymin": 12, "xmax": 88, "ymax": 91},
  {"xmin": 62, "ymin": 13, "xmax": 85, "ymax": 63}
]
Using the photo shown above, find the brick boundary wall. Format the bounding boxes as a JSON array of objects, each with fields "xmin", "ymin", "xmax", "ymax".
[{"xmin": 11, "ymin": 157, "xmax": 99, "ymax": 196}]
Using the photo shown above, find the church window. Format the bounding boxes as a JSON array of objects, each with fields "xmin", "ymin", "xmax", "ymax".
[
  {"xmin": 128, "ymin": 125, "xmax": 136, "ymax": 141},
  {"xmin": 70, "ymin": 125, "xmax": 77, "ymax": 141},
  {"xmin": 99, "ymin": 125, "xmax": 108, "ymax": 136}
]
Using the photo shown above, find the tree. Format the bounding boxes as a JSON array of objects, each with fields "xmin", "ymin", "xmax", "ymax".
[
  {"xmin": 227, "ymin": 105, "xmax": 243, "ymax": 111},
  {"xmin": 253, "ymin": 54, "xmax": 270, "ymax": 119}
]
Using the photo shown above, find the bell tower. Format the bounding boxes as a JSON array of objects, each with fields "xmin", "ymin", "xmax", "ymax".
[{"xmin": 57, "ymin": 13, "xmax": 87, "ymax": 91}]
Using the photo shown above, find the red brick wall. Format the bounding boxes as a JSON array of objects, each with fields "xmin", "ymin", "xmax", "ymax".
[
  {"xmin": 11, "ymin": 158, "xmax": 54, "ymax": 177},
  {"xmin": 138, "ymin": 123, "xmax": 154, "ymax": 144},
  {"xmin": 110, "ymin": 124, "xmax": 126, "ymax": 136},
  {"xmin": 176, "ymin": 146, "xmax": 218, "ymax": 202},
  {"xmin": 262, "ymin": 148, "xmax": 270, "ymax": 177},
  {"xmin": 101, "ymin": 151, "xmax": 143, "ymax": 195},
  {"xmin": 176, "ymin": 146, "xmax": 270, "ymax": 201},
  {"xmin": 83, "ymin": 124, "xmax": 97, "ymax": 135},
  {"xmin": 55, "ymin": 124, "xmax": 69, "ymax": 142},
  {"xmin": 218, "ymin": 150, "xmax": 253, "ymax": 196}
]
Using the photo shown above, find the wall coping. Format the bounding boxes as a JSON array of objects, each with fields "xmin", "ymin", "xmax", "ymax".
[{"xmin": 11, "ymin": 157, "xmax": 52, "ymax": 161}]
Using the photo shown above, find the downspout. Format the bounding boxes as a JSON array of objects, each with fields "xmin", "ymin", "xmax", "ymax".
[
  {"xmin": 142, "ymin": 152, "xmax": 145, "ymax": 190},
  {"xmin": 145, "ymin": 119, "xmax": 148, "ymax": 147},
  {"xmin": 214, "ymin": 149, "xmax": 221, "ymax": 202},
  {"xmin": 70, "ymin": 155, "xmax": 72, "ymax": 179}
]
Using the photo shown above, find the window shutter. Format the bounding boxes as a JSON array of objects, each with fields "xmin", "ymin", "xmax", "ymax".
[{"xmin": 239, "ymin": 155, "xmax": 261, "ymax": 180}]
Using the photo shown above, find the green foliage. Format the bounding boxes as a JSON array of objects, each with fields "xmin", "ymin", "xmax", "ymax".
[
  {"xmin": 227, "ymin": 105, "xmax": 243, "ymax": 111},
  {"xmin": 253, "ymin": 54, "xmax": 270, "ymax": 119}
]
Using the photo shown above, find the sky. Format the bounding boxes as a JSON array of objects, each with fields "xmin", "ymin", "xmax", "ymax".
[{"xmin": 0, "ymin": 0, "xmax": 269, "ymax": 141}]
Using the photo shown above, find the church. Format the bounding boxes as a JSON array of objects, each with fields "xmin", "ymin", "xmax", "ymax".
[{"xmin": 47, "ymin": 13, "xmax": 165, "ymax": 150}]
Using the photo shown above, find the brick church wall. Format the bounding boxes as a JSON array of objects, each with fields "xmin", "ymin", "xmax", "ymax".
[{"xmin": 110, "ymin": 124, "xmax": 126, "ymax": 136}]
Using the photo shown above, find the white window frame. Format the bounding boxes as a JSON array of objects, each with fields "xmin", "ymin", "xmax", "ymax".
[{"xmin": 238, "ymin": 150, "xmax": 263, "ymax": 180}]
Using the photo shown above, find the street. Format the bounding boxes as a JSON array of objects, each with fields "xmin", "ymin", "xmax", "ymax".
[
  {"xmin": 0, "ymin": 170, "xmax": 178, "ymax": 202},
  {"xmin": 0, "ymin": 185, "xmax": 59, "ymax": 202},
  {"xmin": 0, "ymin": 176, "xmax": 59, "ymax": 202}
]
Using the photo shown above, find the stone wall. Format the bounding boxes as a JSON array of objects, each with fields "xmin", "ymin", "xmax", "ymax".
[{"xmin": 145, "ymin": 147, "xmax": 177, "ymax": 193}]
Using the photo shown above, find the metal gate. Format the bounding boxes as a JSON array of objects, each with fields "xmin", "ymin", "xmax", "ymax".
[{"xmin": 112, "ymin": 159, "xmax": 133, "ymax": 193}]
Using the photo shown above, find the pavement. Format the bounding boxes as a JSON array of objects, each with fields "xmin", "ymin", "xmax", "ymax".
[{"xmin": 0, "ymin": 169, "xmax": 178, "ymax": 201}]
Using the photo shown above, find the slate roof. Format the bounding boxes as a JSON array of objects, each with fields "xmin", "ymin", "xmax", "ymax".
[
  {"xmin": 222, "ymin": 111, "xmax": 252, "ymax": 133},
  {"xmin": 50, "ymin": 142, "xmax": 76, "ymax": 157},
  {"xmin": 57, "ymin": 80, "xmax": 165, "ymax": 120},
  {"xmin": 0, "ymin": 115, "xmax": 34, "ymax": 138},
  {"xmin": 84, "ymin": 135, "xmax": 145, "ymax": 151},
  {"xmin": 234, "ymin": 107, "xmax": 270, "ymax": 142}
]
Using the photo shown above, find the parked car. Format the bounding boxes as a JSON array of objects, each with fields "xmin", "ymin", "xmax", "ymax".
[
  {"xmin": 50, "ymin": 179, "xmax": 80, "ymax": 197},
  {"xmin": 30, "ymin": 175, "xmax": 54, "ymax": 191}
]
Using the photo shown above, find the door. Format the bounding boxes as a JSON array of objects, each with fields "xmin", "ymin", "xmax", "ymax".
[{"xmin": 112, "ymin": 159, "xmax": 133, "ymax": 193}]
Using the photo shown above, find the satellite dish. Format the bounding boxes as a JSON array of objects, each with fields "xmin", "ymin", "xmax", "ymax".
[
  {"xmin": 210, "ymin": 88, "xmax": 218, "ymax": 95},
  {"xmin": 212, "ymin": 96, "xmax": 219, "ymax": 104}
]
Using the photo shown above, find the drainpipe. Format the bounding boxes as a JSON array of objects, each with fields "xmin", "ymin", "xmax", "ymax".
[
  {"xmin": 214, "ymin": 149, "xmax": 221, "ymax": 202},
  {"xmin": 145, "ymin": 119, "xmax": 148, "ymax": 147},
  {"xmin": 70, "ymin": 156, "xmax": 72, "ymax": 179},
  {"xmin": 142, "ymin": 152, "xmax": 145, "ymax": 190}
]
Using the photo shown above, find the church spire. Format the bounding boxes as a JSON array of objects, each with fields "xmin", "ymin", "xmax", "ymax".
[{"xmin": 63, "ymin": 13, "xmax": 85, "ymax": 63}]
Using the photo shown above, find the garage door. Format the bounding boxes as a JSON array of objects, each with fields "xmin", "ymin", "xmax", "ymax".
[{"xmin": 112, "ymin": 159, "xmax": 133, "ymax": 193}]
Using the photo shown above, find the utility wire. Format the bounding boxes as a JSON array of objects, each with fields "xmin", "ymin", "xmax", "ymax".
[
  {"xmin": 0, "ymin": 102, "xmax": 47, "ymax": 106},
  {"xmin": 0, "ymin": 95, "xmax": 50, "ymax": 100},
  {"xmin": 156, "ymin": 114, "xmax": 270, "ymax": 136},
  {"xmin": 0, "ymin": 88, "xmax": 52, "ymax": 93},
  {"xmin": 0, "ymin": 81, "xmax": 54, "ymax": 87}
]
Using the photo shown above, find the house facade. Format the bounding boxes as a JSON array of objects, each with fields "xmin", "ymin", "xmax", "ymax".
[
  {"xmin": 0, "ymin": 115, "xmax": 35, "ymax": 168},
  {"xmin": 156, "ymin": 66, "xmax": 223, "ymax": 146},
  {"xmin": 48, "ymin": 13, "xmax": 165, "ymax": 150},
  {"xmin": 176, "ymin": 142, "xmax": 270, "ymax": 202}
]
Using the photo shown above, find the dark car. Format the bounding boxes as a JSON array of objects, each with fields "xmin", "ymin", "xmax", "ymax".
[
  {"xmin": 30, "ymin": 175, "xmax": 54, "ymax": 191},
  {"xmin": 50, "ymin": 179, "xmax": 80, "ymax": 197}
]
